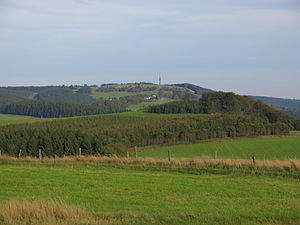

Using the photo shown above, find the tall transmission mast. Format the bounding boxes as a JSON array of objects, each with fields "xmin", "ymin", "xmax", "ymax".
[{"xmin": 159, "ymin": 73, "xmax": 162, "ymax": 85}]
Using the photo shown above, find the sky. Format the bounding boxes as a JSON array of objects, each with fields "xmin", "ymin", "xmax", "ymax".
[{"xmin": 0, "ymin": 0, "xmax": 300, "ymax": 99}]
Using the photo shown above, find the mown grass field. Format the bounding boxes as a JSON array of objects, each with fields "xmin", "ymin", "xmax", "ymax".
[
  {"xmin": 115, "ymin": 111, "xmax": 210, "ymax": 117},
  {"xmin": 0, "ymin": 114, "xmax": 46, "ymax": 125},
  {"xmin": 90, "ymin": 87, "xmax": 158, "ymax": 99},
  {"xmin": 0, "ymin": 162, "xmax": 299, "ymax": 225},
  {"xmin": 139, "ymin": 136, "xmax": 300, "ymax": 160},
  {"xmin": 127, "ymin": 100, "xmax": 174, "ymax": 111}
]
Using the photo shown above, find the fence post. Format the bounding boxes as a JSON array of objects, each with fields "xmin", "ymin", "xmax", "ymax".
[
  {"xmin": 0, "ymin": 150, "xmax": 1, "ymax": 157},
  {"xmin": 252, "ymin": 153, "xmax": 256, "ymax": 165},
  {"xmin": 127, "ymin": 152, "xmax": 130, "ymax": 160},
  {"xmin": 168, "ymin": 151, "xmax": 171, "ymax": 162},
  {"xmin": 135, "ymin": 146, "xmax": 138, "ymax": 159},
  {"xmin": 18, "ymin": 149, "xmax": 22, "ymax": 158},
  {"xmin": 39, "ymin": 149, "xmax": 42, "ymax": 160},
  {"xmin": 78, "ymin": 148, "xmax": 82, "ymax": 157},
  {"xmin": 214, "ymin": 151, "xmax": 218, "ymax": 159}
]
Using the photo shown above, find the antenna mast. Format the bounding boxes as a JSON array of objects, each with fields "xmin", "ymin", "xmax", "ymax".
[{"xmin": 159, "ymin": 73, "xmax": 162, "ymax": 85}]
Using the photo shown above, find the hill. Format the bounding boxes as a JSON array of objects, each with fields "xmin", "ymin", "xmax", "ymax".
[
  {"xmin": 252, "ymin": 95, "xmax": 300, "ymax": 109},
  {"xmin": 1, "ymin": 83, "xmax": 300, "ymax": 120},
  {"xmin": 172, "ymin": 83, "xmax": 214, "ymax": 94}
]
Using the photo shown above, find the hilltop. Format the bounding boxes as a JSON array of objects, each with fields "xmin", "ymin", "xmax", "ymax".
[{"xmin": 0, "ymin": 83, "xmax": 210, "ymax": 106}]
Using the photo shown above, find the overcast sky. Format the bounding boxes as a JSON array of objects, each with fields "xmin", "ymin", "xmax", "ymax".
[{"xmin": 0, "ymin": 0, "xmax": 299, "ymax": 98}]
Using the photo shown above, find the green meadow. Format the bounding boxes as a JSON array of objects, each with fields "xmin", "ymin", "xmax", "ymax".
[
  {"xmin": 127, "ymin": 100, "xmax": 174, "ymax": 111},
  {"xmin": 0, "ymin": 163, "xmax": 299, "ymax": 225},
  {"xmin": 139, "ymin": 136, "xmax": 300, "ymax": 160},
  {"xmin": 0, "ymin": 114, "xmax": 46, "ymax": 125},
  {"xmin": 90, "ymin": 88, "xmax": 158, "ymax": 100}
]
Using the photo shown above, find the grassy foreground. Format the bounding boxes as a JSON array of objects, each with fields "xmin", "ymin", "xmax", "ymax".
[
  {"xmin": 0, "ymin": 158, "xmax": 299, "ymax": 225},
  {"xmin": 140, "ymin": 136, "xmax": 300, "ymax": 160}
]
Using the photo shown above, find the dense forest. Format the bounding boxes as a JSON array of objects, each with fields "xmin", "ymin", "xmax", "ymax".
[
  {"xmin": 0, "ymin": 100, "xmax": 126, "ymax": 118},
  {"xmin": 147, "ymin": 92, "xmax": 293, "ymax": 125},
  {"xmin": 0, "ymin": 114, "xmax": 289, "ymax": 157}
]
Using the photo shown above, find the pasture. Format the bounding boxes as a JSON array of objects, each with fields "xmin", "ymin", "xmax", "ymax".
[
  {"xmin": 127, "ymin": 100, "xmax": 174, "ymax": 111},
  {"xmin": 0, "ymin": 162, "xmax": 299, "ymax": 225},
  {"xmin": 90, "ymin": 87, "xmax": 158, "ymax": 99},
  {"xmin": 139, "ymin": 136, "xmax": 300, "ymax": 160},
  {"xmin": 0, "ymin": 114, "xmax": 45, "ymax": 125}
]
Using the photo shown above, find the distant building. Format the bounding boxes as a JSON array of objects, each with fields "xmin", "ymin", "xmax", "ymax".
[{"xmin": 144, "ymin": 95, "xmax": 157, "ymax": 101}]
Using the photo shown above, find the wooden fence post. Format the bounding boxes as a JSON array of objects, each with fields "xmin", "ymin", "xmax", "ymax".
[
  {"xmin": 39, "ymin": 149, "xmax": 42, "ymax": 160},
  {"xmin": 0, "ymin": 150, "xmax": 1, "ymax": 157},
  {"xmin": 127, "ymin": 152, "xmax": 130, "ymax": 160},
  {"xmin": 135, "ymin": 146, "xmax": 138, "ymax": 159},
  {"xmin": 168, "ymin": 151, "xmax": 171, "ymax": 162},
  {"xmin": 214, "ymin": 151, "xmax": 218, "ymax": 159},
  {"xmin": 18, "ymin": 149, "xmax": 22, "ymax": 158},
  {"xmin": 252, "ymin": 153, "xmax": 256, "ymax": 165},
  {"xmin": 78, "ymin": 148, "xmax": 82, "ymax": 157}
]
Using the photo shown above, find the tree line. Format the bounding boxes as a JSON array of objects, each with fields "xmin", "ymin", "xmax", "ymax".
[
  {"xmin": 0, "ymin": 114, "xmax": 289, "ymax": 157},
  {"xmin": 0, "ymin": 100, "xmax": 126, "ymax": 118}
]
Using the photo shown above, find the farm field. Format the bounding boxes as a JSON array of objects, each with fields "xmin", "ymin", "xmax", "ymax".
[
  {"xmin": 0, "ymin": 162, "xmax": 299, "ymax": 225},
  {"xmin": 139, "ymin": 136, "xmax": 300, "ymax": 160},
  {"xmin": 0, "ymin": 114, "xmax": 46, "ymax": 125},
  {"xmin": 90, "ymin": 88, "xmax": 158, "ymax": 99},
  {"xmin": 115, "ymin": 111, "xmax": 210, "ymax": 117},
  {"xmin": 127, "ymin": 100, "xmax": 174, "ymax": 111}
]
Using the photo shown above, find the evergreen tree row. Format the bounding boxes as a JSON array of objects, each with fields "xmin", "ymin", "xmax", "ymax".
[
  {"xmin": 0, "ymin": 114, "xmax": 289, "ymax": 157},
  {"xmin": 0, "ymin": 100, "xmax": 126, "ymax": 118}
]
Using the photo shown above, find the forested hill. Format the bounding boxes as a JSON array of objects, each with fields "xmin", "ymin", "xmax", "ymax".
[
  {"xmin": 252, "ymin": 96, "xmax": 300, "ymax": 109},
  {"xmin": 0, "ymin": 100, "xmax": 126, "ymax": 118},
  {"xmin": 1, "ymin": 84, "xmax": 299, "ymax": 119},
  {"xmin": 147, "ymin": 92, "xmax": 293, "ymax": 125}
]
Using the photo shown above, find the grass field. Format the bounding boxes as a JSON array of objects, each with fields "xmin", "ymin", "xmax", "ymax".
[
  {"xmin": 127, "ymin": 100, "xmax": 174, "ymax": 111},
  {"xmin": 139, "ymin": 136, "xmax": 300, "ymax": 160},
  {"xmin": 0, "ymin": 111, "xmax": 210, "ymax": 126},
  {"xmin": 90, "ymin": 87, "xmax": 158, "ymax": 99},
  {"xmin": 115, "ymin": 111, "xmax": 211, "ymax": 117},
  {"xmin": 0, "ymin": 162, "xmax": 299, "ymax": 225},
  {"xmin": 0, "ymin": 114, "xmax": 46, "ymax": 125}
]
